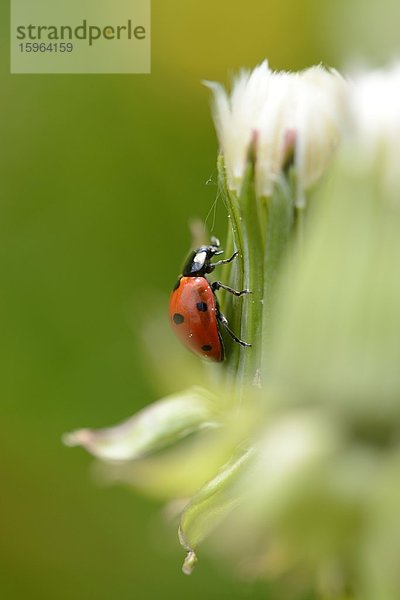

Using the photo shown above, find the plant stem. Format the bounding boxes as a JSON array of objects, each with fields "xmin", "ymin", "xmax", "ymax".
[
  {"xmin": 236, "ymin": 162, "xmax": 265, "ymax": 390},
  {"xmin": 218, "ymin": 157, "xmax": 296, "ymax": 394},
  {"xmin": 217, "ymin": 156, "xmax": 245, "ymax": 380},
  {"xmin": 262, "ymin": 176, "xmax": 295, "ymax": 376}
]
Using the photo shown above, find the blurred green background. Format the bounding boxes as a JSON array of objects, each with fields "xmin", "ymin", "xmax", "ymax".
[{"xmin": 1, "ymin": 1, "xmax": 399, "ymax": 598}]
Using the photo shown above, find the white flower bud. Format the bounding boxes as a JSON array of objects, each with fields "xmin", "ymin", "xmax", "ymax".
[{"xmin": 206, "ymin": 61, "xmax": 349, "ymax": 206}]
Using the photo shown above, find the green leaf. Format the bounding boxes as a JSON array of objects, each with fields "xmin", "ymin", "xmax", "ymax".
[{"xmin": 178, "ymin": 448, "xmax": 253, "ymax": 574}]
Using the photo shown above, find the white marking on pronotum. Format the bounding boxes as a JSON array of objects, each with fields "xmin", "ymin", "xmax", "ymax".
[{"xmin": 193, "ymin": 251, "xmax": 206, "ymax": 265}]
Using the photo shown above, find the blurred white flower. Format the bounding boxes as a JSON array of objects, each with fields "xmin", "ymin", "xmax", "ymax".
[
  {"xmin": 350, "ymin": 63, "xmax": 400, "ymax": 197},
  {"xmin": 206, "ymin": 60, "xmax": 349, "ymax": 206}
]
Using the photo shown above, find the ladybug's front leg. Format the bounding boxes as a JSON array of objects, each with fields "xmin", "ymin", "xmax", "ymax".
[
  {"xmin": 217, "ymin": 310, "xmax": 252, "ymax": 347},
  {"xmin": 207, "ymin": 251, "xmax": 239, "ymax": 272},
  {"xmin": 212, "ymin": 281, "xmax": 251, "ymax": 296}
]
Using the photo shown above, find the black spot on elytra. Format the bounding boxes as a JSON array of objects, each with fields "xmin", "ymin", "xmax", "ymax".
[
  {"xmin": 173, "ymin": 313, "xmax": 185, "ymax": 325},
  {"xmin": 172, "ymin": 278, "xmax": 181, "ymax": 291},
  {"xmin": 201, "ymin": 344, "xmax": 212, "ymax": 352},
  {"xmin": 196, "ymin": 302, "xmax": 208, "ymax": 312}
]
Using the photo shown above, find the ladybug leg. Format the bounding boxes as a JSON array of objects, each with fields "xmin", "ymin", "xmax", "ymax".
[
  {"xmin": 207, "ymin": 251, "xmax": 239, "ymax": 272},
  {"xmin": 217, "ymin": 311, "xmax": 252, "ymax": 347},
  {"xmin": 212, "ymin": 281, "xmax": 251, "ymax": 296},
  {"xmin": 213, "ymin": 250, "xmax": 238, "ymax": 267}
]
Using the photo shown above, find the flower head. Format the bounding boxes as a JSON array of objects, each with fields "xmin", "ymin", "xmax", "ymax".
[{"xmin": 206, "ymin": 61, "xmax": 349, "ymax": 205}]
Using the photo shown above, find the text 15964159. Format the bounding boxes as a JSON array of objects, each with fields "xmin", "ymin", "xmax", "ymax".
[{"xmin": 18, "ymin": 42, "xmax": 74, "ymax": 53}]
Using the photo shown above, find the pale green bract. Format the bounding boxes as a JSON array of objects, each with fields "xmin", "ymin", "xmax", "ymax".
[{"xmin": 63, "ymin": 387, "xmax": 219, "ymax": 461}]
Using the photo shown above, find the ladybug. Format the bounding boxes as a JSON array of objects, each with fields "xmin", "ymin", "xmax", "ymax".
[{"xmin": 169, "ymin": 237, "xmax": 251, "ymax": 361}]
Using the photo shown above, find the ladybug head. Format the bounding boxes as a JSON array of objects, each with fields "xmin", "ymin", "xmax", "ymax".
[
  {"xmin": 182, "ymin": 237, "xmax": 224, "ymax": 276},
  {"xmin": 207, "ymin": 236, "xmax": 224, "ymax": 257}
]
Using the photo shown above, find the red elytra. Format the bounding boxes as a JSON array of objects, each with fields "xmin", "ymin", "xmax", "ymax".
[{"xmin": 169, "ymin": 275, "xmax": 223, "ymax": 361}]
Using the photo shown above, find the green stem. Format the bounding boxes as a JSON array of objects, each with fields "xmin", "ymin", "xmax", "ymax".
[
  {"xmin": 217, "ymin": 156, "xmax": 245, "ymax": 380},
  {"xmin": 262, "ymin": 175, "xmax": 296, "ymax": 375},
  {"xmin": 236, "ymin": 162, "xmax": 265, "ymax": 390},
  {"xmin": 218, "ymin": 157, "xmax": 296, "ymax": 394}
]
